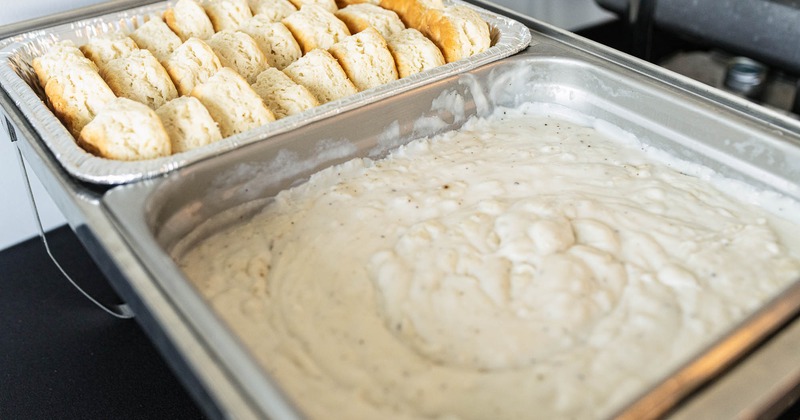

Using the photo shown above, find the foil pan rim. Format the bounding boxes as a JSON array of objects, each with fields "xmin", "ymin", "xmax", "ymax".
[{"xmin": 0, "ymin": 0, "xmax": 531, "ymax": 185}]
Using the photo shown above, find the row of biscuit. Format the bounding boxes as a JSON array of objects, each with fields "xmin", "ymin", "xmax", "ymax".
[{"xmin": 31, "ymin": 0, "xmax": 491, "ymax": 161}]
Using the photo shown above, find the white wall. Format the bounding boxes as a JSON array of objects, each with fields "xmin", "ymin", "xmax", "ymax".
[
  {"xmin": 0, "ymin": 0, "xmax": 613, "ymax": 251},
  {"xmin": 491, "ymin": 0, "xmax": 614, "ymax": 30},
  {"xmin": 0, "ymin": 0, "xmax": 110, "ymax": 251}
]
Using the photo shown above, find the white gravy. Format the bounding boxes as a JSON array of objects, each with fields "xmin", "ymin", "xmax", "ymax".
[{"xmin": 179, "ymin": 107, "xmax": 800, "ymax": 419}]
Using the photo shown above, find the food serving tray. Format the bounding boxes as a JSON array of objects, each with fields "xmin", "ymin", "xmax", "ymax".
[
  {"xmin": 0, "ymin": 0, "xmax": 530, "ymax": 185},
  {"xmin": 3, "ymin": 1, "xmax": 800, "ymax": 419}
]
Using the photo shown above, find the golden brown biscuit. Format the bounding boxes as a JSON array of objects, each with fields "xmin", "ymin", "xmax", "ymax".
[
  {"xmin": 379, "ymin": 0, "xmax": 443, "ymax": 29},
  {"xmin": 163, "ymin": 37, "xmax": 223, "ymax": 96},
  {"xmin": 287, "ymin": 0, "xmax": 337, "ymax": 12},
  {"xmin": 206, "ymin": 30, "xmax": 270, "ymax": 83},
  {"xmin": 282, "ymin": 5, "xmax": 351, "ymax": 54},
  {"xmin": 420, "ymin": 5, "xmax": 491, "ymax": 63},
  {"xmin": 335, "ymin": 3, "xmax": 405, "ymax": 39},
  {"xmin": 34, "ymin": 41, "xmax": 99, "ymax": 89},
  {"xmin": 328, "ymin": 27, "xmax": 398, "ymax": 91},
  {"xmin": 203, "ymin": 0, "xmax": 254, "ymax": 31},
  {"xmin": 78, "ymin": 33, "xmax": 138, "ymax": 73},
  {"xmin": 156, "ymin": 96, "xmax": 223, "ymax": 153},
  {"xmin": 251, "ymin": 67, "xmax": 320, "ymax": 118},
  {"xmin": 282, "ymin": 48, "xmax": 357, "ymax": 103},
  {"xmin": 44, "ymin": 62, "xmax": 116, "ymax": 138},
  {"xmin": 386, "ymin": 27, "xmax": 444, "ymax": 78},
  {"xmin": 248, "ymin": 0, "xmax": 297, "ymax": 21},
  {"xmin": 130, "ymin": 16, "xmax": 183, "ymax": 63},
  {"xmin": 335, "ymin": 0, "xmax": 380, "ymax": 7},
  {"xmin": 101, "ymin": 49, "xmax": 179, "ymax": 110},
  {"xmin": 238, "ymin": 16, "xmax": 302, "ymax": 70},
  {"xmin": 190, "ymin": 67, "xmax": 275, "ymax": 137},
  {"xmin": 78, "ymin": 97, "xmax": 172, "ymax": 160},
  {"xmin": 164, "ymin": 0, "xmax": 215, "ymax": 41}
]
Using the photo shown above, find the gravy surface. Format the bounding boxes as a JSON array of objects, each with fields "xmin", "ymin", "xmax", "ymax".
[{"xmin": 179, "ymin": 108, "xmax": 800, "ymax": 419}]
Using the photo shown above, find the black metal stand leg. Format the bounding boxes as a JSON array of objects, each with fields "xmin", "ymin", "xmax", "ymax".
[
  {"xmin": 6, "ymin": 116, "xmax": 134, "ymax": 320},
  {"xmin": 628, "ymin": 0, "xmax": 658, "ymax": 61},
  {"xmin": 793, "ymin": 79, "xmax": 800, "ymax": 116}
]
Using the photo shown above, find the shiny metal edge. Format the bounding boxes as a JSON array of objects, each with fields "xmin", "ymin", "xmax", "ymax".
[
  {"xmin": 618, "ymin": 282, "xmax": 800, "ymax": 419},
  {"xmin": 669, "ymin": 308, "xmax": 800, "ymax": 419},
  {"xmin": 0, "ymin": 0, "xmax": 531, "ymax": 185}
]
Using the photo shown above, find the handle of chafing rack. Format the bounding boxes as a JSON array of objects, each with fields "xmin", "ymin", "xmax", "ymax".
[
  {"xmin": 6, "ymin": 116, "xmax": 134, "ymax": 319},
  {"xmin": 792, "ymin": 80, "xmax": 800, "ymax": 116},
  {"xmin": 4, "ymin": 114, "xmax": 17, "ymax": 142},
  {"xmin": 0, "ymin": 0, "xmax": 162, "ymax": 40}
]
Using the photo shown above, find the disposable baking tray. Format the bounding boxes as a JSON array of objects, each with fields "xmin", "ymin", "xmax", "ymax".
[
  {"xmin": 100, "ymin": 26, "xmax": 800, "ymax": 420},
  {"xmin": 0, "ymin": 0, "xmax": 530, "ymax": 185}
]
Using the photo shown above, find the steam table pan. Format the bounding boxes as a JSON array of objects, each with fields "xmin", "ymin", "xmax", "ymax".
[{"xmin": 2, "ymin": 1, "xmax": 800, "ymax": 419}]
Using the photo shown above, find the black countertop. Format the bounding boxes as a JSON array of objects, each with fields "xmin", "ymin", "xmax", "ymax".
[{"xmin": 0, "ymin": 225, "xmax": 204, "ymax": 419}]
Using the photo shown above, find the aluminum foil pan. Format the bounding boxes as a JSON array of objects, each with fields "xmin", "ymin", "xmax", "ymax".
[{"xmin": 0, "ymin": 0, "xmax": 531, "ymax": 185}]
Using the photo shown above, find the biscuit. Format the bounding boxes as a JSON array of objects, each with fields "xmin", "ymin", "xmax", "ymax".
[
  {"xmin": 156, "ymin": 96, "xmax": 223, "ymax": 153},
  {"xmin": 420, "ymin": 5, "xmax": 491, "ymax": 63},
  {"xmin": 238, "ymin": 16, "xmax": 301, "ymax": 70},
  {"xmin": 203, "ymin": 0, "xmax": 253, "ymax": 31},
  {"xmin": 248, "ymin": 0, "xmax": 296, "ymax": 21},
  {"xmin": 251, "ymin": 67, "xmax": 320, "ymax": 118},
  {"xmin": 335, "ymin": 3, "xmax": 405, "ymax": 39},
  {"xmin": 379, "ymin": 0, "xmax": 443, "ymax": 29},
  {"xmin": 79, "ymin": 97, "xmax": 172, "ymax": 160},
  {"xmin": 163, "ymin": 37, "xmax": 223, "ymax": 96},
  {"xmin": 101, "ymin": 49, "xmax": 179, "ymax": 110},
  {"xmin": 386, "ymin": 27, "xmax": 444, "ymax": 78},
  {"xmin": 328, "ymin": 27, "xmax": 398, "ymax": 91},
  {"xmin": 190, "ymin": 67, "xmax": 275, "ymax": 137},
  {"xmin": 282, "ymin": 5, "xmax": 351, "ymax": 54},
  {"xmin": 44, "ymin": 62, "xmax": 116, "ymax": 138},
  {"xmin": 33, "ymin": 41, "xmax": 99, "ymax": 89},
  {"xmin": 287, "ymin": 0, "xmax": 337, "ymax": 12},
  {"xmin": 164, "ymin": 0, "xmax": 216, "ymax": 41},
  {"xmin": 130, "ymin": 16, "xmax": 183, "ymax": 63},
  {"xmin": 335, "ymin": 0, "xmax": 380, "ymax": 6},
  {"xmin": 78, "ymin": 33, "xmax": 138, "ymax": 73},
  {"xmin": 282, "ymin": 48, "xmax": 357, "ymax": 103},
  {"xmin": 206, "ymin": 30, "xmax": 270, "ymax": 83}
]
